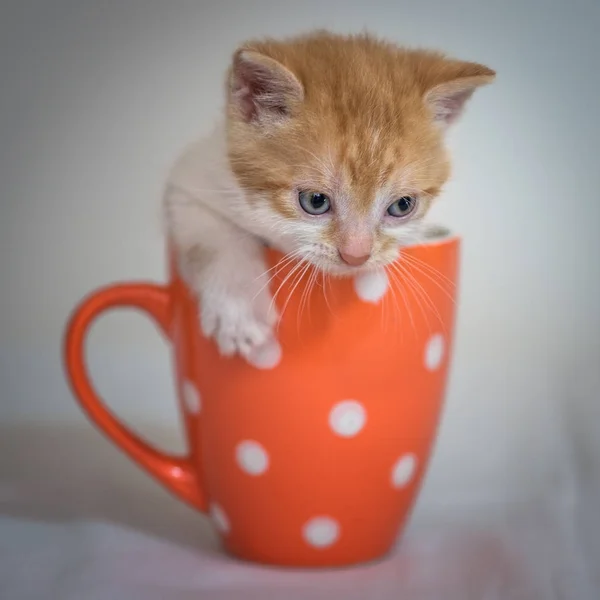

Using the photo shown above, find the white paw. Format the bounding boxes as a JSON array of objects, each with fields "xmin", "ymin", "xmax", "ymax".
[{"xmin": 199, "ymin": 286, "xmax": 278, "ymax": 359}]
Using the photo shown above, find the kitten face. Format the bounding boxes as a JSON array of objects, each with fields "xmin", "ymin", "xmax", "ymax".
[{"xmin": 225, "ymin": 31, "xmax": 494, "ymax": 274}]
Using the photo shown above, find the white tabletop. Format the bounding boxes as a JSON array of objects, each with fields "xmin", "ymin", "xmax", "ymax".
[{"xmin": 1, "ymin": 423, "xmax": 597, "ymax": 600}]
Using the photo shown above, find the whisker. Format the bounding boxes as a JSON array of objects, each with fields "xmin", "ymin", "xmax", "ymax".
[
  {"xmin": 296, "ymin": 265, "xmax": 314, "ymax": 333},
  {"xmin": 380, "ymin": 268, "xmax": 391, "ymax": 334},
  {"xmin": 297, "ymin": 266, "xmax": 319, "ymax": 336},
  {"xmin": 299, "ymin": 148, "xmax": 335, "ymax": 180},
  {"xmin": 279, "ymin": 261, "xmax": 312, "ymax": 328},
  {"xmin": 400, "ymin": 251, "xmax": 456, "ymax": 291},
  {"xmin": 252, "ymin": 249, "xmax": 304, "ymax": 286},
  {"xmin": 395, "ymin": 261, "xmax": 445, "ymax": 335},
  {"xmin": 270, "ymin": 258, "xmax": 307, "ymax": 317},
  {"xmin": 390, "ymin": 263, "xmax": 427, "ymax": 338},
  {"xmin": 306, "ymin": 266, "xmax": 320, "ymax": 322},
  {"xmin": 251, "ymin": 252, "xmax": 304, "ymax": 303},
  {"xmin": 399, "ymin": 253, "xmax": 456, "ymax": 304},
  {"xmin": 386, "ymin": 265, "xmax": 417, "ymax": 341},
  {"xmin": 385, "ymin": 268, "xmax": 403, "ymax": 341},
  {"xmin": 321, "ymin": 271, "xmax": 335, "ymax": 317},
  {"xmin": 390, "ymin": 261, "xmax": 430, "ymax": 335}
]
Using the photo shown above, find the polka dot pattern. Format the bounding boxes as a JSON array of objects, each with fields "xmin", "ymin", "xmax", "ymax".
[
  {"xmin": 329, "ymin": 400, "xmax": 367, "ymax": 438},
  {"xmin": 182, "ymin": 380, "xmax": 201, "ymax": 414},
  {"xmin": 391, "ymin": 454, "xmax": 417, "ymax": 489},
  {"xmin": 235, "ymin": 440, "xmax": 269, "ymax": 476},
  {"xmin": 303, "ymin": 517, "xmax": 340, "ymax": 549},
  {"xmin": 353, "ymin": 269, "xmax": 389, "ymax": 303},
  {"xmin": 171, "ymin": 237, "xmax": 459, "ymax": 566},
  {"xmin": 425, "ymin": 333, "xmax": 445, "ymax": 371}
]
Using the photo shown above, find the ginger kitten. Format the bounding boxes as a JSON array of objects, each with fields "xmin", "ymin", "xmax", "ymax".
[{"xmin": 165, "ymin": 31, "xmax": 494, "ymax": 360}]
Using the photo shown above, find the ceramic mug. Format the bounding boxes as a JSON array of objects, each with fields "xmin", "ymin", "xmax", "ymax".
[{"xmin": 63, "ymin": 229, "xmax": 459, "ymax": 568}]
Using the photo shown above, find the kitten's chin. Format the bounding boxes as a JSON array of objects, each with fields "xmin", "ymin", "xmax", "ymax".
[
  {"xmin": 301, "ymin": 247, "xmax": 400, "ymax": 277},
  {"xmin": 308, "ymin": 258, "xmax": 392, "ymax": 278}
]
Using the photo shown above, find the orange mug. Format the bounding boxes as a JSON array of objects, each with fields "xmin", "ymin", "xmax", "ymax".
[{"xmin": 63, "ymin": 230, "xmax": 459, "ymax": 568}]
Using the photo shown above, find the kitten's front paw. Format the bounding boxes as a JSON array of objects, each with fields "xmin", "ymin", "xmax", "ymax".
[{"xmin": 199, "ymin": 288, "xmax": 278, "ymax": 360}]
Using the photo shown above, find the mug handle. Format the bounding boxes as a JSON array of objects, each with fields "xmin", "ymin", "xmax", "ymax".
[{"xmin": 63, "ymin": 282, "xmax": 207, "ymax": 512}]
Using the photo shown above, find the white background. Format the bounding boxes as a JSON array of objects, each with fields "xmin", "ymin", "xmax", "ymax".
[{"xmin": 1, "ymin": 1, "xmax": 599, "ymax": 598}]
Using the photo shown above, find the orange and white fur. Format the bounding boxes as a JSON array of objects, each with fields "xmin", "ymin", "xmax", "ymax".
[{"xmin": 165, "ymin": 31, "xmax": 494, "ymax": 360}]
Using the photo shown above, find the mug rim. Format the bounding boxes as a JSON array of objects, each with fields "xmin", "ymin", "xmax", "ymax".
[{"xmin": 405, "ymin": 225, "xmax": 459, "ymax": 249}]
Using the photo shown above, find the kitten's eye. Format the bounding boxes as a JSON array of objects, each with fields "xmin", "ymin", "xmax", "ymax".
[
  {"xmin": 298, "ymin": 190, "xmax": 331, "ymax": 215},
  {"xmin": 387, "ymin": 196, "xmax": 417, "ymax": 218}
]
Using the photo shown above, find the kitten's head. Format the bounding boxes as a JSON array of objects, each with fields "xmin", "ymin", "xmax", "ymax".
[{"xmin": 225, "ymin": 31, "xmax": 494, "ymax": 274}]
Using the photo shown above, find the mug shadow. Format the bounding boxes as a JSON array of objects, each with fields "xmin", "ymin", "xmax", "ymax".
[
  {"xmin": 0, "ymin": 424, "xmax": 539, "ymax": 597},
  {"xmin": 0, "ymin": 423, "xmax": 221, "ymax": 556}
]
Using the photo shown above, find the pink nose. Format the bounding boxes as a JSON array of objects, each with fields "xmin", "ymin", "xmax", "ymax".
[{"xmin": 338, "ymin": 250, "xmax": 371, "ymax": 266}]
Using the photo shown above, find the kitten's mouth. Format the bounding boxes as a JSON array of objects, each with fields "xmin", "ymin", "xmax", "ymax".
[
  {"xmin": 305, "ymin": 225, "xmax": 453, "ymax": 277},
  {"xmin": 310, "ymin": 259, "xmax": 378, "ymax": 278}
]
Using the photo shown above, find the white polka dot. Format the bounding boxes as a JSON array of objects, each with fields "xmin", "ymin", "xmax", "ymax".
[
  {"xmin": 303, "ymin": 516, "xmax": 340, "ymax": 549},
  {"xmin": 235, "ymin": 440, "xmax": 269, "ymax": 475},
  {"xmin": 209, "ymin": 503, "xmax": 230, "ymax": 534},
  {"xmin": 391, "ymin": 454, "xmax": 417, "ymax": 488},
  {"xmin": 354, "ymin": 270, "xmax": 389, "ymax": 303},
  {"xmin": 246, "ymin": 338, "xmax": 282, "ymax": 369},
  {"xmin": 329, "ymin": 400, "xmax": 367, "ymax": 437},
  {"xmin": 424, "ymin": 333, "xmax": 445, "ymax": 371},
  {"xmin": 182, "ymin": 380, "xmax": 201, "ymax": 414}
]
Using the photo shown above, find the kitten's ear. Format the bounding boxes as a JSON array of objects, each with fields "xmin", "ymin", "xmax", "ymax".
[
  {"xmin": 421, "ymin": 59, "xmax": 495, "ymax": 127},
  {"xmin": 229, "ymin": 49, "xmax": 304, "ymax": 124}
]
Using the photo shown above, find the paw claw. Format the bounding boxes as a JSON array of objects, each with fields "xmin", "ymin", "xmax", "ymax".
[
  {"xmin": 197, "ymin": 287, "xmax": 278, "ymax": 361},
  {"xmin": 246, "ymin": 337, "xmax": 282, "ymax": 370}
]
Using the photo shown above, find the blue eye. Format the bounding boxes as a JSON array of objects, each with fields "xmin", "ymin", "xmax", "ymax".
[
  {"xmin": 387, "ymin": 196, "xmax": 417, "ymax": 217},
  {"xmin": 299, "ymin": 191, "xmax": 331, "ymax": 215}
]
